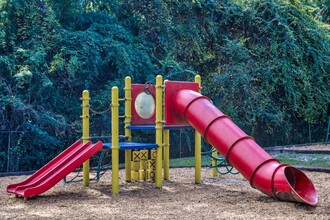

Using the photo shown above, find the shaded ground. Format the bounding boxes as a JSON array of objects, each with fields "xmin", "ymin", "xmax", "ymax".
[{"xmin": 1, "ymin": 167, "xmax": 329, "ymax": 219}]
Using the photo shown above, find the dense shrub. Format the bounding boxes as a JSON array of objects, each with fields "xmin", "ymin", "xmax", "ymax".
[{"xmin": 0, "ymin": 0, "xmax": 329, "ymax": 172}]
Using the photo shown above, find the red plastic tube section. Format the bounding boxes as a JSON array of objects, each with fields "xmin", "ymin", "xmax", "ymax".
[{"xmin": 172, "ymin": 89, "xmax": 317, "ymax": 206}]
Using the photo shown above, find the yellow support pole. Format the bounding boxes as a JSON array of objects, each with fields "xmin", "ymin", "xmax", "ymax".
[
  {"xmin": 212, "ymin": 150, "xmax": 219, "ymax": 177},
  {"xmin": 163, "ymin": 79, "xmax": 170, "ymax": 180},
  {"xmin": 194, "ymin": 75, "xmax": 202, "ymax": 184},
  {"xmin": 124, "ymin": 76, "xmax": 132, "ymax": 182},
  {"xmin": 111, "ymin": 87, "xmax": 120, "ymax": 194},
  {"xmin": 163, "ymin": 129, "xmax": 170, "ymax": 180},
  {"xmin": 155, "ymin": 75, "xmax": 163, "ymax": 188},
  {"xmin": 82, "ymin": 90, "xmax": 90, "ymax": 186}
]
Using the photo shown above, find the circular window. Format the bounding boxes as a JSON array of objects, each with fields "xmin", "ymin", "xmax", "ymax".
[{"xmin": 134, "ymin": 92, "xmax": 155, "ymax": 119}]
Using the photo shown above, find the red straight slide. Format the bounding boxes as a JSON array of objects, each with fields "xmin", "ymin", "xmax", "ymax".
[
  {"xmin": 7, "ymin": 140, "xmax": 103, "ymax": 199},
  {"xmin": 172, "ymin": 89, "xmax": 318, "ymax": 206}
]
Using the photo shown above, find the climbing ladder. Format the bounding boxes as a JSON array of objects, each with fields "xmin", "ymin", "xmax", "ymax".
[{"xmin": 202, "ymin": 146, "xmax": 239, "ymax": 175}]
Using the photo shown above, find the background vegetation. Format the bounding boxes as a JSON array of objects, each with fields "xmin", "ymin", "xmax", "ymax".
[{"xmin": 0, "ymin": 0, "xmax": 329, "ymax": 172}]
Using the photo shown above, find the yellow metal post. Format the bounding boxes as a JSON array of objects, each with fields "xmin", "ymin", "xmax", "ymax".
[
  {"xmin": 212, "ymin": 150, "xmax": 219, "ymax": 177},
  {"xmin": 155, "ymin": 75, "xmax": 163, "ymax": 188},
  {"xmin": 163, "ymin": 79, "xmax": 170, "ymax": 180},
  {"xmin": 194, "ymin": 75, "xmax": 202, "ymax": 184},
  {"xmin": 111, "ymin": 87, "xmax": 120, "ymax": 194},
  {"xmin": 163, "ymin": 129, "xmax": 170, "ymax": 180},
  {"xmin": 124, "ymin": 76, "xmax": 132, "ymax": 182},
  {"xmin": 82, "ymin": 90, "xmax": 90, "ymax": 186}
]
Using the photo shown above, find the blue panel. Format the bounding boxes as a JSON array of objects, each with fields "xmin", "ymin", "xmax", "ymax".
[
  {"xmin": 127, "ymin": 125, "xmax": 155, "ymax": 130},
  {"xmin": 127, "ymin": 125, "xmax": 193, "ymax": 130},
  {"xmin": 102, "ymin": 143, "xmax": 112, "ymax": 150},
  {"xmin": 103, "ymin": 142, "xmax": 158, "ymax": 150}
]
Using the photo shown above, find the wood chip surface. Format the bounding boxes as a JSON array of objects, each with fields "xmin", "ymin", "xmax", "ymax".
[{"xmin": 1, "ymin": 167, "xmax": 329, "ymax": 219}]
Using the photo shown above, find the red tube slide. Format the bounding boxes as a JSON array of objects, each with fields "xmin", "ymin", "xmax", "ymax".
[{"xmin": 172, "ymin": 89, "xmax": 317, "ymax": 206}]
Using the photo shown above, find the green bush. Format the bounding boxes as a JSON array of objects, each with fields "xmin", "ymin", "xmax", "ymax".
[{"xmin": 0, "ymin": 0, "xmax": 329, "ymax": 172}]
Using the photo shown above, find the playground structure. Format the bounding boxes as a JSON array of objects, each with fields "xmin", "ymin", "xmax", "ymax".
[
  {"xmin": 7, "ymin": 75, "xmax": 318, "ymax": 206},
  {"xmin": 109, "ymin": 76, "xmax": 203, "ymax": 193}
]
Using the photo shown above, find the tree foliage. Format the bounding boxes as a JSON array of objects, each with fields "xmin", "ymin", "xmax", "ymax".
[{"xmin": 0, "ymin": 0, "xmax": 329, "ymax": 172}]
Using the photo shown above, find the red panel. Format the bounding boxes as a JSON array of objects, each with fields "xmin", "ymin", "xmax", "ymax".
[
  {"xmin": 131, "ymin": 84, "xmax": 156, "ymax": 125},
  {"xmin": 164, "ymin": 81, "xmax": 199, "ymax": 126}
]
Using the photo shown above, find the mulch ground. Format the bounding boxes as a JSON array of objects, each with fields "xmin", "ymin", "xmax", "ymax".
[{"xmin": 1, "ymin": 166, "xmax": 329, "ymax": 220}]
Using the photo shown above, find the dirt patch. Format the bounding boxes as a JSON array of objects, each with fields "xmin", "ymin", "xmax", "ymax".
[
  {"xmin": 1, "ymin": 167, "xmax": 329, "ymax": 219},
  {"xmin": 282, "ymin": 144, "xmax": 330, "ymax": 151}
]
